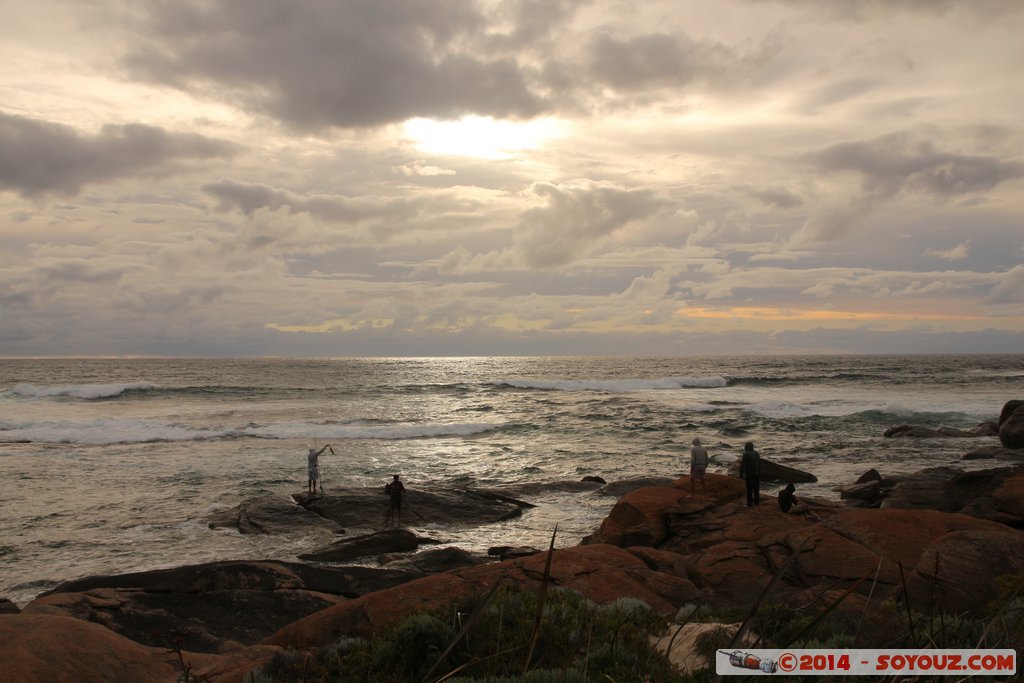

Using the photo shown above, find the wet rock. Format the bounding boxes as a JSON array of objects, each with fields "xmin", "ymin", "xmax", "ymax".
[
  {"xmin": 999, "ymin": 400, "xmax": 1024, "ymax": 449},
  {"xmin": 205, "ymin": 495, "xmax": 343, "ymax": 534},
  {"xmin": 936, "ymin": 426, "xmax": 986, "ymax": 438},
  {"xmin": 380, "ymin": 547, "xmax": 481, "ymax": 574},
  {"xmin": 855, "ymin": 468, "xmax": 882, "ymax": 484},
  {"xmin": 998, "ymin": 400, "xmax": 1024, "ymax": 427},
  {"xmin": 295, "ymin": 486, "xmax": 532, "ymax": 529},
  {"xmin": 961, "ymin": 445, "xmax": 1024, "ymax": 461},
  {"xmin": 973, "ymin": 421, "xmax": 1000, "ymax": 436},
  {"xmin": 884, "ymin": 425, "xmax": 947, "ymax": 438},
  {"xmin": 581, "ymin": 475, "xmax": 607, "ymax": 485},
  {"xmin": 488, "ymin": 545, "xmax": 542, "ymax": 560},
  {"xmin": 299, "ymin": 528, "xmax": 435, "ymax": 562},
  {"xmin": 0, "ymin": 598, "xmax": 20, "ymax": 614},
  {"xmin": 840, "ymin": 480, "xmax": 882, "ymax": 501}
]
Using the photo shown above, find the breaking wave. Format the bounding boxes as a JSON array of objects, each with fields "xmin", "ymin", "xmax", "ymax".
[
  {"xmin": 499, "ymin": 376, "xmax": 728, "ymax": 391},
  {"xmin": 10, "ymin": 382, "xmax": 156, "ymax": 400},
  {"xmin": 0, "ymin": 418, "xmax": 503, "ymax": 446}
]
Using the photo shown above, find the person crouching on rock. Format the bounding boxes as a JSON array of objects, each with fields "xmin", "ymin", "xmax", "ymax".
[
  {"xmin": 739, "ymin": 441, "xmax": 760, "ymax": 507},
  {"xmin": 778, "ymin": 483, "xmax": 821, "ymax": 520},
  {"xmin": 689, "ymin": 437, "xmax": 709, "ymax": 494},
  {"xmin": 384, "ymin": 474, "xmax": 406, "ymax": 527}
]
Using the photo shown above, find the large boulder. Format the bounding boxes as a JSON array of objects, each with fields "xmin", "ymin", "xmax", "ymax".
[
  {"xmin": 22, "ymin": 560, "xmax": 415, "ymax": 653},
  {"xmin": 299, "ymin": 528, "xmax": 435, "ymax": 562},
  {"xmin": 884, "ymin": 425, "xmax": 948, "ymax": 438},
  {"xmin": 582, "ymin": 474, "xmax": 746, "ymax": 548},
  {"xmin": 0, "ymin": 614, "xmax": 184, "ymax": 683},
  {"xmin": 961, "ymin": 445, "xmax": 1024, "ymax": 461},
  {"xmin": 999, "ymin": 400, "xmax": 1024, "ymax": 449},
  {"xmin": 205, "ymin": 495, "xmax": 343, "ymax": 534},
  {"xmin": 879, "ymin": 466, "xmax": 1024, "ymax": 526},
  {"xmin": 294, "ymin": 486, "xmax": 532, "ymax": 529}
]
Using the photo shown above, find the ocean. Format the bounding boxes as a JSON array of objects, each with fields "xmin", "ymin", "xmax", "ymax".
[{"xmin": 2, "ymin": 355, "xmax": 1022, "ymax": 607}]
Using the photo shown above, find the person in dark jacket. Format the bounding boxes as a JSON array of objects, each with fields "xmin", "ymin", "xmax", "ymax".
[
  {"xmin": 739, "ymin": 442, "xmax": 760, "ymax": 506},
  {"xmin": 778, "ymin": 482, "xmax": 797, "ymax": 513}
]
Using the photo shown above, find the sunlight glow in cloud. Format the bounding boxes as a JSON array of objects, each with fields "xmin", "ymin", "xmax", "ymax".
[{"xmin": 403, "ymin": 115, "xmax": 564, "ymax": 159}]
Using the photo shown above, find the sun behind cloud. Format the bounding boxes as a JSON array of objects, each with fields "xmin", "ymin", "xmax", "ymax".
[{"xmin": 403, "ymin": 115, "xmax": 564, "ymax": 159}]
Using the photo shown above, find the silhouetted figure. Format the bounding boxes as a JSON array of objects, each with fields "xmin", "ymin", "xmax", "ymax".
[
  {"xmin": 778, "ymin": 482, "xmax": 821, "ymax": 520},
  {"xmin": 778, "ymin": 482, "xmax": 797, "ymax": 513},
  {"xmin": 384, "ymin": 474, "xmax": 405, "ymax": 527},
  {"xmin": 689, "ymin": 437, "xmax": 709, "ymax": 494},
  {"xmin": 739, "ymin": 442, "xmax": 760, "ymax": 507}
]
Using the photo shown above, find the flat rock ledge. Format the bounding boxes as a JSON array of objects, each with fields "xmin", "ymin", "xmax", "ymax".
[{"xmin": 206, "ymin": 486, "xmax": 535, "ymax": 535}]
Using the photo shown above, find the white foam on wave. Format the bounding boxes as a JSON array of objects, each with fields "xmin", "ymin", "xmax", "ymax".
[
  {"xmin": 244, "ymin": 421, "xmax": 502, "ymax": 440},
  {"xmin": 746, "ymin": 401, "xmax": 812, "ymax": 418},
  {"xmin": 0, "ymin": 418, "xmax": 225, "ymax": 445},
  {"xmin": 0, "ymin": 418, "xmax": 501, "ymax": 445},
  {"xmin": 681, "ymin": 403, "xmax": 721, "ymax": 413},
  {"xmin": 10, "ymin": 382, "xmax": 156, "ymax": 400},
  {"xmin": 505, "ymin": 376, "xmax": 728, "ymax": 391}
]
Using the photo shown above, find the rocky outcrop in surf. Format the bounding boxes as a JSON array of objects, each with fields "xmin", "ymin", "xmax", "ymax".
[
  {"xmin": 838, "ymin": 465, "xmax": 1024, "ymax": 526},
  {"xmin": 206, "ymin": 486, "xmax": 533, "ymax": 535},
  {"xmin": 999, "ymin": 399, "xmax": 1024, "ymax": 449}
]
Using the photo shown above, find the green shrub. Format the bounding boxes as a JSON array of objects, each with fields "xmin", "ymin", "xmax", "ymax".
[{"xmin": 251, "ymin": 584, "xmax": 688, "ymax": 682}]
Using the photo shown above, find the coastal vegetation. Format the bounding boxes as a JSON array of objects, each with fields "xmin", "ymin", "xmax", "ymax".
[{"xmin": 238, "ymin": 581, "xmax": 1024, "ymax": 683}]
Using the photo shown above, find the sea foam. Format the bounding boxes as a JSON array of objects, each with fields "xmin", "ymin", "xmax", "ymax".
[
  {"xmin": 0, "ymin": 418, "xmax": 502, "ymax": 445},
  {"xmin": 503, "ymin": 376, "xmax": 728, "ymax": 391},
  {"xmin": 11, "ymin": 382, "xmax": 156, "ymax": 400}
]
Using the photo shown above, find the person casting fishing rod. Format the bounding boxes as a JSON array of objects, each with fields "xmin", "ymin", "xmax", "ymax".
[{"xmin": 307, "ymin": 443, "xmax": 334, "ymax": 495}]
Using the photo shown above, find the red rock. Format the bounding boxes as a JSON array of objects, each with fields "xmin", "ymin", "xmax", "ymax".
[
  {"xmin": 0, "ymin": 614, "xmax": 182, "ymax": 683},
  {"xmin": 907, "ymin": 528, "xmax": 1024, "ymax": 615},
  {"xmin": 992, "ymin": 474, "xmax": 1024, "ymax": 517},
  {"xmin": 264, "ymin": 544, "xmax": 703, "ymax": 652},
  {"xmin": 583, "ymin": 474, "xmax": 745, "ymax": 547}
]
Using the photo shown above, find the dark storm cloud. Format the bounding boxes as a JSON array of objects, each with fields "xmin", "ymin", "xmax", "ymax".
[
  {"xmin": 0, "ymin": 112, "xmax": 237, "ymax": 197},
  {"xmin": 125, "ymin": 0, "xmax": 549, "ymax": 129}
]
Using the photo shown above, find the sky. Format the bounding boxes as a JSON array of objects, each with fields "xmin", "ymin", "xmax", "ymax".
[{"xmin": 2, "ymin": 0, "xmax": 1023, "ymax": 357}]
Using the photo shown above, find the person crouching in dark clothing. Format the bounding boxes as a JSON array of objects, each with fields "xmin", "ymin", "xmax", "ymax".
[
  {"xmin": 740, "ymin": 442, "xmax": 760, "ymax": 506},
  {"xmin": 778, "ymin": 482, "xmax": 797, "ymax": 513}
]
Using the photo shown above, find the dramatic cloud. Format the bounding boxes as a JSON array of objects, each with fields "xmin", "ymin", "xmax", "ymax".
[
  {"xmin": 124, "ymin": 0, "xmax": 549, "ymax": 129},
  {"xmin": 792, "ymin": 132, "xmax": 1024, "ymax": 245},
  {"xmin": 515, "ymin": 183, "xmax": 668, "ymax": 268},
  {"xmin": 0, "ymin": 113, "xmax": 236, "ymax": 197},
  {"xmin": 1, "ymin": 0, "xmax": 1022, "ymax": 355}
]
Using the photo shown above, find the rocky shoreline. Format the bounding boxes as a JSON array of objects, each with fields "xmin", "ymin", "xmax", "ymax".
[{"xmin": 3, "ymin": 400, "xmax": 1023, "ymax": 682}]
